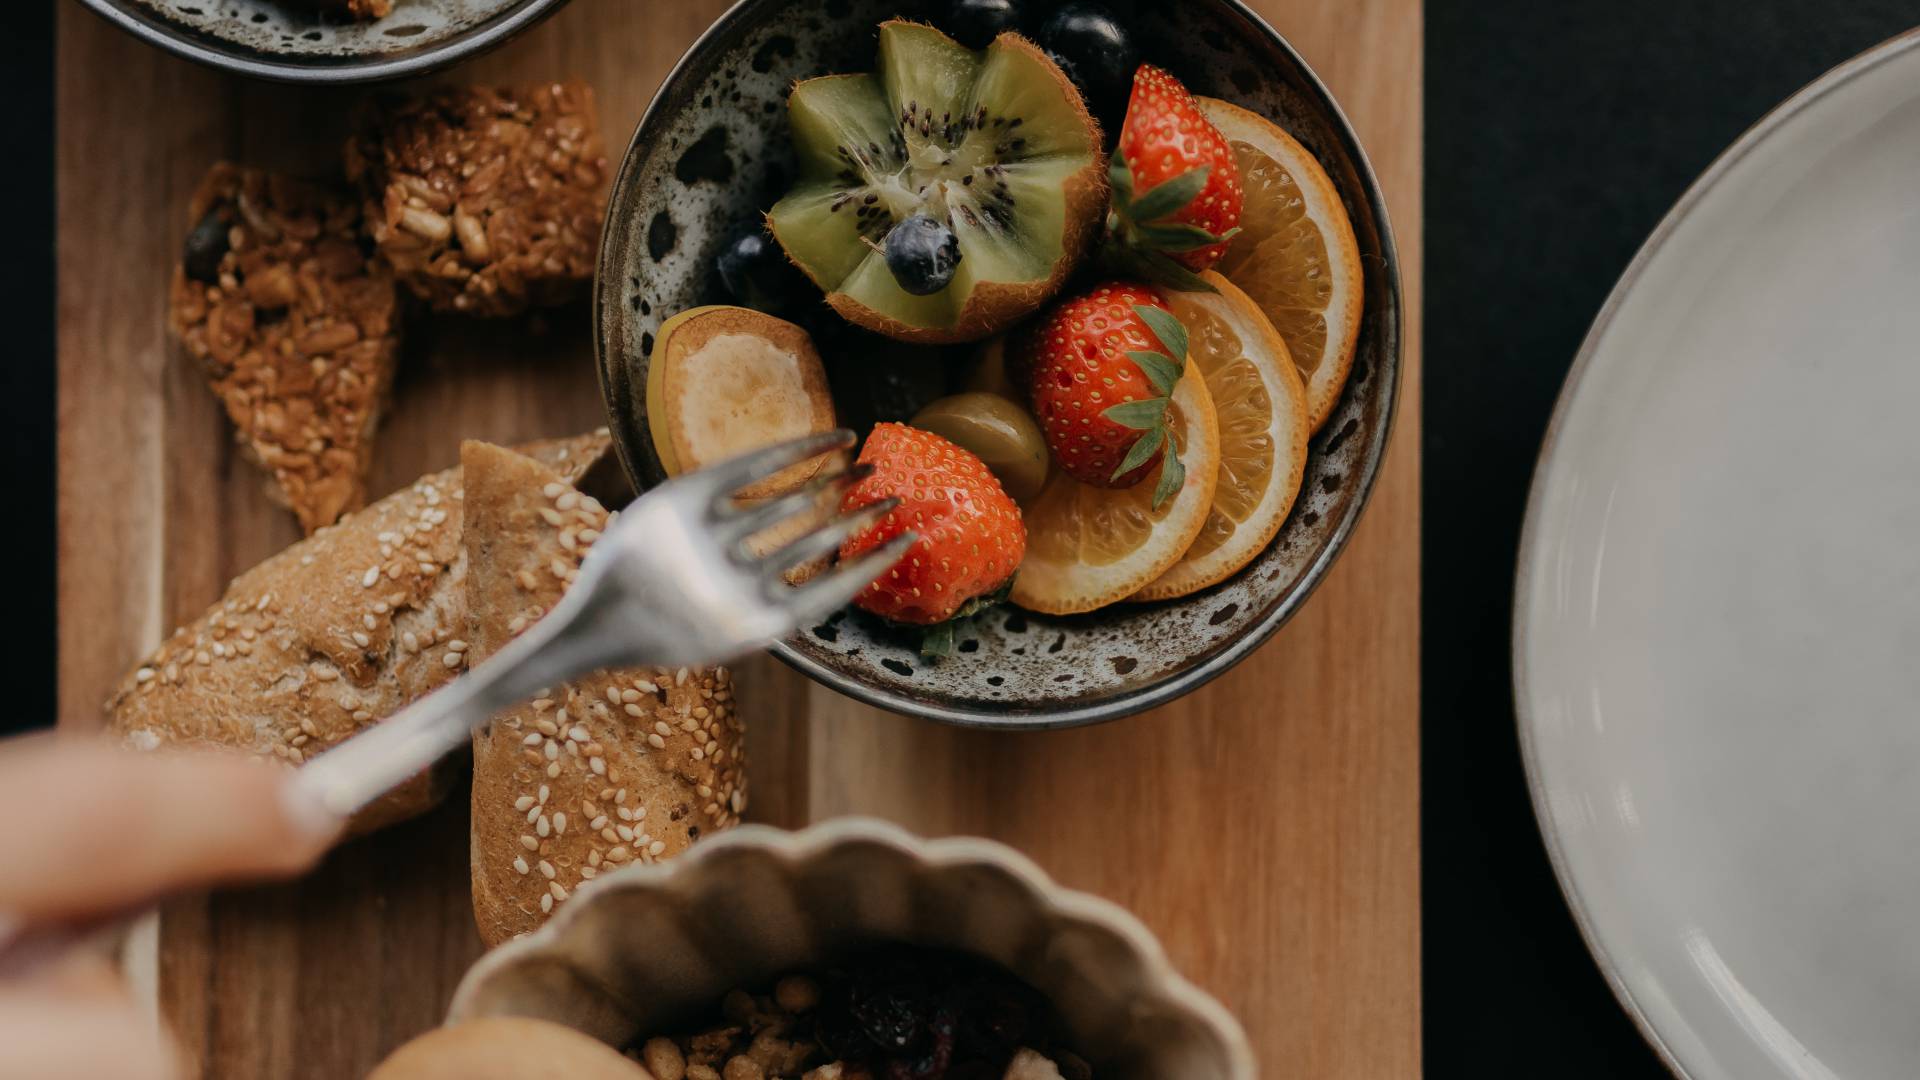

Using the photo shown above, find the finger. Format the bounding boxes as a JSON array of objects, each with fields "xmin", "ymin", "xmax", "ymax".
[
  {"xmin": 0, "ymin": 982, "xmax": 179, "ymax": 1080},
  {"xmin": 0, "ymin": 735, "xmax": 340, "ymax": 922}
]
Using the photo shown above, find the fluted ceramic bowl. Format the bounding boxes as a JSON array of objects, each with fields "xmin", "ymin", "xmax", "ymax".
[
  {"xmin": 595, "ymin": 0, "xmax": 1401, "ymax": 727},
  {"xmin": 448, "ymin": 818, "xmax": 1255, "ymax": 1078}
]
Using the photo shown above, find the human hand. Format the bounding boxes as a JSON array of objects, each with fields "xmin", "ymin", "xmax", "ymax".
[{"xmin": 0, "ymin": 735, "xmax": 340, "ymax": 1079}]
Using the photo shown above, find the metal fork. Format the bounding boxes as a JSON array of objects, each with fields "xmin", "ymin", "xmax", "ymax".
[{"xmin": 285, "ymin": 429, "xmax": 909, "ymax": 827}]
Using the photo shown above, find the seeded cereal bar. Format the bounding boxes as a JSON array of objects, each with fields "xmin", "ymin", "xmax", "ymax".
[
  {"xmin": 169, "ymin": 163, "xmax": 401, "ymax": 534},
  {"xmin": 345, "ymin": 81, "xmax": 609, "ymax": 317}
]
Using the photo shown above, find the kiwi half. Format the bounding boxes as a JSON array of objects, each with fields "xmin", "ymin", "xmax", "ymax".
[{"xmin": 768, "ymin": 21, "xmax": 1106, "ymax": 344}]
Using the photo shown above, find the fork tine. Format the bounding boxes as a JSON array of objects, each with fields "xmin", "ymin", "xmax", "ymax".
[
  {"xmin": 688, "ymin": 430, "xmax": 855, "ymax": 508},
  {"xmin": 781, "ymin": 530, "xmax": 919, "ymax": 620},
  {"xmin": 721, "ymin": 463, "xmax": 873, "ymax": 544},
  {"xmin": 756, "ymin": 495, "xmax": 899, "ymax": 573}
]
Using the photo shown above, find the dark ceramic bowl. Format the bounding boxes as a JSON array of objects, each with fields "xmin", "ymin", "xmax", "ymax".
[
  {"xmin": 74, "ymin": 0, "xmax": 570, "ymax": 84},
  {"xmin": 595, "ymin": 0, "xmax": 1401, "ymax": 727}
]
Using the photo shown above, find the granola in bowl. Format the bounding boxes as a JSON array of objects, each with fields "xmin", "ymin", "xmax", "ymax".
[
  {"xmin": 630, "ymin": 950, "xmax": 1090, "ymax": 1080},
  {"xmin": 346, "ymin": 81, "xmax": 609, "ymax": 317}
]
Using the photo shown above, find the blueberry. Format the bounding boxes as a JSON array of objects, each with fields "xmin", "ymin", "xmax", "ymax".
[
  {"xmin": 183, "ymin": 209, "xmax": 230, "ymax": 284},
  {"xmin": 1036, "ymin": 4, "xmax": 1138, "ymax": 132},
  {"xmin": 947, "ymin": 0, "xmax": 1020, "ymax": 49},
  {"xmin": 884, "ymin": 214, "xmax": 961, "ymax": 296},
  {"xmin": 714, "ymin": 223, "xmax": 812, "ymax": 315}
]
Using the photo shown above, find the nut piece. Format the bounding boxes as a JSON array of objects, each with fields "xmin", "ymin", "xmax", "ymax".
[
  {"xmin": 642, "ymin": 1038, "xmax": 687, "ymax": 1080},
  {"xmin": 345, "ymin": 81, "xmax": 609, "ymax": 317},
  {"xmin": 167, "ymin": 163, "xmax": 400, "ymax": 533}
]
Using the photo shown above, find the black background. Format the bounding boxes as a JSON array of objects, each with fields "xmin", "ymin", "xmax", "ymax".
[
  {"xmin": 13, "ymin": 0, "xmax": 1920, "ymax": 1074},
  {"xmin": 1424, "ymin": 1, "xmax": 1920, "ymax": 1075}
]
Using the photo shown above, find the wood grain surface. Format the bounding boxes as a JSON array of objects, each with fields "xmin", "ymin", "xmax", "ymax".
[{"xmin": 54, "ymin": 0, "xmax": 1421, "ymax": 1075}]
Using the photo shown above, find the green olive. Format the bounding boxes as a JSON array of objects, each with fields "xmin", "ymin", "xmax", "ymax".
[
  {"xmin": 911, "ymin": 392, "xmax": 1049, "ymax": 503},
  {"xmin": 964, "ymin": 337, "xmax": 1019, "ymax": 399}
]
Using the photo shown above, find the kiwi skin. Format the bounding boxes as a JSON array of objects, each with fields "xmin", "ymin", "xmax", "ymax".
[{"xmin": 770, "ymin": 29, "xmax": 1108, "ymax": 346}]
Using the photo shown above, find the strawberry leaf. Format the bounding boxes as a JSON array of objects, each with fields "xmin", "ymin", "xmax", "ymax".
[
  {"xmin": 1128, "ymin": 165, "xmax": 1211, "ymax": 223},
  {"xmin": 1135, "ymin": 222, "xmax": 1229, "ymax": 252},
  {"xmin": 1104, "ymin": 397, "xmax": 1169, "ymax": 430},
  {"xmin": 1133, "ymin": 304, "xmax": 1189, "ymax": 362},
  {"xmin": 1127, "ymin": 350, "xmax": 1181, "ymax": 395},
  {"xmin": 1108, "ymin": 159, "xmax": 1135, "ymax": 206},
  {"xmin": 1151, "ymin": 440, "xmax": 1187, "ymax": 509},
  {"xmin": 921, "ymin": 621, "xmax": 956, "ymax": 658},
  {"xmin": 1113, "ymin": 426, "xmax": 1166, "ymax": 481},
  {"xmin": 1131, "ymin": 248, "xmax": 1218, "ymax": 293}
]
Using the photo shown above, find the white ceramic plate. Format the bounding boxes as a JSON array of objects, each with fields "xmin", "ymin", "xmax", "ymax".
[{"xmin": 1516, "ymin": 30, "xmax": 1920, "ymax": 1080}]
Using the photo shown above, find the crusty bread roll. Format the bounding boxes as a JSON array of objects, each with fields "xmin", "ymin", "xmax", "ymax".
[
  {"xmin": 463, "ymin": 441, "xmax": 746, "ymax": 946},
  {"xmin": 369, "ymin": 1017, "xmax": 653, "ymax": 1079},
  {"xmin": 106, "ymin": 432, "xmax": 616, "ymax": 834}
]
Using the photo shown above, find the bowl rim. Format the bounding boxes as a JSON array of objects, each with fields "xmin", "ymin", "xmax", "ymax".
[
  {"xmin": 592, "ymin": 0, "xmax": 1404, "ymax": 728},
  {"xmin": 447, "ymin": 816, "xmax": 1259, "ymax": 1078},
  {"xmin": 71, "ymin": 0, "xmax": 571, "ymax": 84}
]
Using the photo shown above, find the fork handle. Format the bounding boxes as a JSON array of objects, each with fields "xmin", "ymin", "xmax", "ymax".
[{"xmin": 285, "ymin": 576, "xmax": 637, "ymax": 825}]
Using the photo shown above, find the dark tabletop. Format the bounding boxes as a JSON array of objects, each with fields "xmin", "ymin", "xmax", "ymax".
[
  {"xmin": 13, "ymin": 0, "xmax": 1920, "ymax": 1073},
  {"xmin": 1426, "ymin": 0, "xmax": 1920, "ymax": 1074}
]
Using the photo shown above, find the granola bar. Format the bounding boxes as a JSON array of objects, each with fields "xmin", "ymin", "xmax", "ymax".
[
  {"xmin": 168, "ymin": 163, "xmax": 401, "ymax": 534},
  {"xmin": 345, "ymin": 81, "xmax": 608, "ymax": 318}
]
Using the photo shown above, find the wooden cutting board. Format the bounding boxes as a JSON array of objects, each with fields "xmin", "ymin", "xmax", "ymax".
[{"xmin": 54, "ymin": 0, "xmax": 1421, "ymax": 1074}]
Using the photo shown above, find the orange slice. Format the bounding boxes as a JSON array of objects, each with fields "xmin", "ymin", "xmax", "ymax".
[
  {"xmin": 1010, "ymin": 370, "xmax": 1220, "ymax": 615},
  {"xmin": 1136, "ymin": 272, "xmax": 1309, "ymax": 600},
  {"xmin": 1199, "ymin": 97, "xmax": 1363, "ymax": 431}
]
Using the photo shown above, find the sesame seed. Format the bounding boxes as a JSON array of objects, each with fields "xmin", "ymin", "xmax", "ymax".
[
  {"xmin": 526, "ymin": 806, "xmax": 540, "ymax": 824},
  {"xmin": 536, "ymin": 719, "xmax": 559, "ymax": 736},
  {"xmin": 352, "ymin": 709, "xmax": 372, "ymax": 722},
  {"xmin": 442, "ymin": 651, "xmax": 462, "ymax": 669},
  {"xmin": 538, "ymin": 859, "xmax": 556, "ymax": 879},
  {"xmin": 607, "ymin": 846, "xmax": 630, "ymax": 861},
  {"xmin": 654, "ymin": 721, "xmax": 672, "ymax": 737},
  {"xmin": 542, "ymin": 482, "xmax": 565, "ymax": 498},
  {"xmin": 615, "ymin": 788, "xmax": 628, "ymax": 804},
  {"xmin": 616, "ymin": 824, "xmax": 635, "ymax": 842},
  {"xmin": 538, "ymin": 785, "xmax": 549, "ymax": 803},
  {"xmin": 515, "ymin": 795, "xmax": 535, "ymax": 812},
  {"xmin": 539, "ymin": 507, "xmax": 566, "ymax": 527},
  {"xmin": 546, "ymin": 762, "xmax": 561, "ymax": 778},
  {"xmin": 634, "ymin": 680, "xmax": 658, "ymax": 694},
  {"xmin": 588, "ymin": 849, "xmax": 602, "ymax": 867},
  {"xmin": 544, "ymin": 741, "xmax": 560, "ymax": 761},
  {"xmin": 519, "ymin": 835, "xmax": 538, "ymax": 851},
  {"xmin": 601, "ymin": 827, "xmax": 619, "ymax": 844},
  {"xmin": 447, "ymin": 640, "xmax": 468, "ymax": 653},
  {"xmin": 553, "ymin": 812, "xmax": 567, "ymax": 833},
  {"xmin": 402, "ymin": 631, "xmax": 419, "ymax": 651},
  {"xmin": 362, "ymin": 614, "xmax": 378, "ymax": 631},
  {"xmin": 555, "ymin": 492, "xmax": 579, "ymax": 511},
  {"xmin": 513, "ymin": 857, "xmax": 529, "ymax": 875},
  {"xmin": 589, "ymin": 756, "xmax": 606, "ymax": 775},
  {"xmin": 697, "ymin": 785, "xmax": 713, "ymax": 799},
  {"xmin": 536, "ymin": 816, "xmax": 551, "ymax": 838},
  {"xmin": 691, "ymin": 748, "xmax": 705, "ymax": 761},
  {"xmin": 580, "ymin": 866, "xmax": 597, "ymax": 879},
  {"xmin": 623, "ymin": 703, "xmax": 644, "ymax": 718},
  {"xmin": 287, "ymin": 748, "xmax": 304, "ymax": 764},
  {"xmin": 582, "ymin": 800, "xmax": 600, "ymax": 817},
  {"xmin": 314, "ymin": 666, "xmax": 338, "ymax": 681},
  {"xmin": 540, "ymin": 893, "xmax": 554, "ymax": 914},
  {"xmin": 589, "ymin": 815, "xmax": 608, "ymax": 830},
  {"xmin": 646, "ymin": 734, "xmax": 666, "ymax": 750},
  {"xmin": 675, "ymin": 667, "xmax": 689, "ymax": 685},
  {"xmin": 648, "ymin": 841, "xmax": 666, "ymax": 856},
  {"xmin": 523, "ymin": 732, "xmax": 543, "ymax": 747},
  {"xmin": 569, "ymin": 725, "xmax": 589, "ymax": 742},
  {"xmin": 361, "ymin": 567, "xmax": 380, "ymax": 588},
  {"xmin": 616, "ymin": 806, "xmax": 633, "ymax": 821},
  {"xmin": 549, "ymin": 882, "xmax": 568, "ymax": 902}
]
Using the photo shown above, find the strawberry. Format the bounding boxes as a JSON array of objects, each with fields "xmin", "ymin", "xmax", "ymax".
[
  {"xmin": 1018, "ymin": 281, "xmax": 1191, "ymax": 506},
  {"xmin": 1105, "ymin": 64, "xmax": 1244, "ymax": 289},
  {"xmin": 839, "ymin": 424, "xmax": 1027, "ymax": 649}
]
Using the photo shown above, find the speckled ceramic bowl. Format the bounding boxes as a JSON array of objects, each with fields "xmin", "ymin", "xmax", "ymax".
[
  {"xmin": 594, "ymin": 0, "xmax": 1401, "ymax": 726},
  {"xmin": 75, "ymin": 0, "xmax": 569, "ymax": 83},
  {"xmin": 448, "ymin": 818, "xmax": 1256, "ymax": 1078}
]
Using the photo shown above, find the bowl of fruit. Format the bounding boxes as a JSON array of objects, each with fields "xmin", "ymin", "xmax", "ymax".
[{"xmin": 594, "ymin": 0, "xmax": 1401, "ymax": 726}]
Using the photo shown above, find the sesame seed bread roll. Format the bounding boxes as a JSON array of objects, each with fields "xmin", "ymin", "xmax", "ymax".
[
  {"xmin": 105, "ymin": 432, "xmax": 616, "ymax": 835},
  {"xmin": 369, "ymin": 1017, "xmax": 653, "ymax": 1079},
  {"xmin": 462, "ymin": 441, "xmax": 746, "ymax": 947}
]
